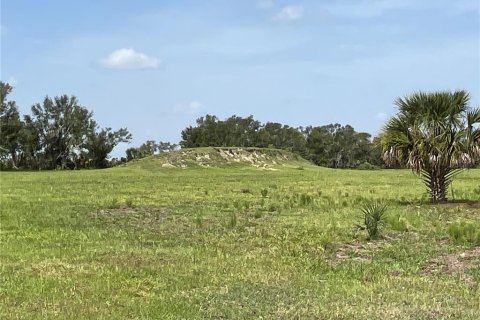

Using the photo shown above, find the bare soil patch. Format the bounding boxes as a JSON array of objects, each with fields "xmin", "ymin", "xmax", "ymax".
[
  {"xmin": 421, "ymin": 246, "xmax": 480, "ymax": 287},
  {"xmin": 334, "ymin": 236, "xmax": 398, "ymax": 263}
]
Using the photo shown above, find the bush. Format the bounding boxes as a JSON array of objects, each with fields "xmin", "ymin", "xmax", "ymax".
[
  {"xmin": 360, "ymin": 202, "xmax": 388, "ymax": 240},
  {"xmin": 261, "ymin": 188, "xmax": 268, "ymax": 198}
]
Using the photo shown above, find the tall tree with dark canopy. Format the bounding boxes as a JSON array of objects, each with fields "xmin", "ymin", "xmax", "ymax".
[
  {"xmin": 0, "ymin": 82, "xmax": 23, "ymax": 168},
  {"xmin": 83, "ymin": 127, "xmax": 132, "ymax": 168},
  {"xmin": 306, "ymin": 124, "xmax": 372, "ymax": 167},
  {"xmin": 379, "ymin": 90, "xmax": 480, "ymax": 202},
  {"xmin": 31, "ymin": 95, "xmax": 96, "ymax": 169},
  {"xmin": 18, "ymin": 115, "xmax": 41, "ymax": 169}
]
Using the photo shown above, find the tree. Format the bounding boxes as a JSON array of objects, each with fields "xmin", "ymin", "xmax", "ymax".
[
  {"xmin": 125, "ymin": 140, "xmax": 177, "ymax": 162},
  {"xmin": 258, "ymin": 122, "xmax": 307, "ymax": 156},
  {"xmin": 26, "ymin": 95, "xmax": 131, "ymax": 169},
  {"xmin": 305, "ymin": 124, "xmax": 373, "ymax": 168},
  {"xmin": 83, "ymin": 127, "xmax": 131, "ymax": 168},
  {"xmin": 158, "ymin": 141, "xmax": 177, "ymax": 153},
  {"xmin": 379, "ymin": 90, "xmax": 480, "ymax": 202},
  {"xmin": 18, "ymin": 115, "xmax": 41, "ymax": 169},
  {"xmin": 31, "ymin": 95, "xmax": 96, "ymax": 169},
  {"xmin": 125, "ymin": 147, "xmax": 141, "ymax": 161},
  {"xmin": 0, "ymin": 82, "xmax": 23, "ymax": 168},
  {"xmin": 0, "ymin": 88, "xmax": 131, "ymax": 170}
]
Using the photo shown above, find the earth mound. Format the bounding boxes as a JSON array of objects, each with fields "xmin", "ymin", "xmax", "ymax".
[{"xmin": 127, "ymin": 147, "xmax": 311, "ymax": 169}]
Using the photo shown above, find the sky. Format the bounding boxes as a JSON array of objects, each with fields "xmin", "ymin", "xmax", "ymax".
[{"xmin": 1, "ymin": 0, "xmax": 479, "ymax": 157}]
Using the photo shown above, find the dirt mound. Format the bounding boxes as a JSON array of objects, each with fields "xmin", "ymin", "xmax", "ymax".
[{"xmin": 128, "ymin": 147, "xmax": 311, "ymax": 169}]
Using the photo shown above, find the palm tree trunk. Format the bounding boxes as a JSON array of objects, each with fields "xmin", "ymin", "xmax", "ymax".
[{"xmin": 426, "ymin": 169, "xmax": 448, "ymax": 202}]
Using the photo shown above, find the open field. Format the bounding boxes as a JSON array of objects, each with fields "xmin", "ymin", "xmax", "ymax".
[{"xmin": 1, "ymin": 155, "xmax": 479, "ymax": 319}]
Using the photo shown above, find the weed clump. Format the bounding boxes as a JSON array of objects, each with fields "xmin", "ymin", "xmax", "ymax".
[
  {"xmin": 448, "ymin": 222, "xmax": 480, "ymax": 245},
  {"xmin": 299, "ymin": 193, "xmax": 314, "ymax": 206},
  {"xmin": 125, "ymin": 198, "xmax": 134, "ymax": 207},
  {"xmin": 228, "ymin": 212, "xmax": 237, "ymax": 229},
  {"xmin": 261, "ymin": 188, "xmax": 269, "ymax": 198}
]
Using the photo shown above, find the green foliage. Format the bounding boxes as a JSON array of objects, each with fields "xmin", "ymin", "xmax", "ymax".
[
  {"xmin": 448, "ymin": 222, "xmax": 480, "ymax": 245},
  {"xmin": 299, "ymin": 193, "xmax": 314, "ymax": 206},
  {"xmin": 306, "ymin": 124, "xmax": 377, "ymax": 168},
  {"xmin": 385, "ymin": 214, "xmax": 410, "ymax": 232},
  {"xmin": 0, "ymin": 81, "xmax": 132, "ymax": 170},
  {"xmin": 83, "ymin": 127, "xmax": 131, "ymax": 168},
  {"xmin": 260, "ymin": 188, "xmax": 269, "ymax": 198},
  {"xmin": 360, "ymin": 202, "xmax": 388, "ymax": 240},
  {"xmin": 180, "ymin": 114, "xmax": 380, "ymax": 168},
  {"xmin": 0, "ymin": 82, "xmax": 22, "ymax": 168},
  {"xmin": 380, "ymin": 90, "xmax": 480, "ymax": 202},
  {"xmin": 126, "ymin": 140, "xmax": 177, "ymax": 161}
]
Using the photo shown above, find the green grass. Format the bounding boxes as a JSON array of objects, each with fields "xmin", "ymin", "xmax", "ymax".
[{"xmin": 1, "ymin": 161, "xmax": 479, "ymax": 319}]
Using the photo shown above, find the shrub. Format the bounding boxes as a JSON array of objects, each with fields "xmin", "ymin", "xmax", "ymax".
[
  {"xmin": 360, "ymin": 202, "xmax": 388, "ymax": 240},
  {"xmin": 261, "ymin": 188, "xmax": 269, "ymax": 198}
]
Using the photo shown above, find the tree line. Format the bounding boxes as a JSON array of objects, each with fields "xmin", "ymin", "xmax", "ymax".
[
  {"xmin": 0, "ymin": 82, "xmax": 131, "ymax": 170},
  {"xmin": 180, "ymin": 114, "xmax": 382, "ymax": 168},
  {"xmin": 1, "ymin": 81, "xmax": 385, "ymax": 170}
]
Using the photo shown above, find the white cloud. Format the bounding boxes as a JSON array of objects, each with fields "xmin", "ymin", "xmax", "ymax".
[
  {"xmin": 275, "ymin": 5, "xmax": 304, "ymax": 21},
  {"xmin": 101, "ymin": 48, "xmax": 160, "ymax": 70},
  {"xmin": 173, "ymin": 101, "xmax": 204, "ymax": 115}
]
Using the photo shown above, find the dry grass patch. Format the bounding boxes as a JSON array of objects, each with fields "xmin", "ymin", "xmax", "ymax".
[
  {"xmin": 421, "ymin": 246, "xmax": 480, "ymax": 287},
  {"xmin": 28, "ymin": 259, "xmax": 89, "ymax": 277}
]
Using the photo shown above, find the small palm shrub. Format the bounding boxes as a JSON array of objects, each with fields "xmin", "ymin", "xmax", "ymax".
[{"xmin": 361, "ymin": 202, "xmax": 388, "ymax": 240}]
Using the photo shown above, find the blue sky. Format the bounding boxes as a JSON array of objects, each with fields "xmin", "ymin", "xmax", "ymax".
[{"xmin": 1, "ymin": 0, "xmax": 479, "ymax": 156}]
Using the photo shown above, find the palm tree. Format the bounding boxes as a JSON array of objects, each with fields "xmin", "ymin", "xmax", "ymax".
[{"xmin": 379, "ymin": 90, "xmax": 480, "ymax": 202}]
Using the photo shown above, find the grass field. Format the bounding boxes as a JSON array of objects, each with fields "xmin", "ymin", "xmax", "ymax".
[{"xmin": 1, "ymin": 155, "xmax": 479, "ymax": 319}]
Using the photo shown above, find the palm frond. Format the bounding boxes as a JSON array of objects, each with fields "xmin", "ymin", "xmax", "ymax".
[{"xmin": 467, "ymin": 108, "xmax": 480, "ymax": 128}]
